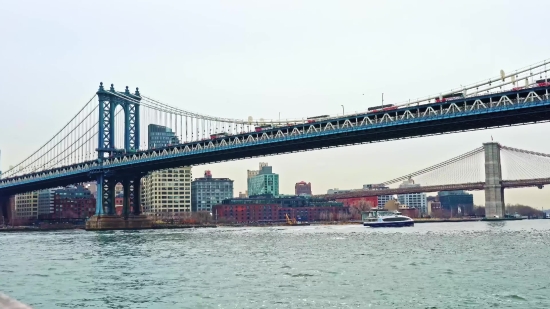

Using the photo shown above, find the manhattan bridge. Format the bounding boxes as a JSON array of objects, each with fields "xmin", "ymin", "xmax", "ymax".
[{"xmin": 2, "ymin": 59, "xmax": 550, "ymax": 226}]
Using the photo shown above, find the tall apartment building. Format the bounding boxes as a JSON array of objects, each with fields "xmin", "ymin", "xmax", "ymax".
[
  {"xmin": 148, "ymin": 124, "xmax": 180, "ymax": 148},
  {"xmin": 15, "ymin": 191, "xmax": 38, "ymax": 218},
  {"xmin": 191, "ymin": 170, "xmax": 233, "ymax": 212},
  {"xmin": 143, "ymin": 167, "xmax": 192, "ymax": 213},
  {"xmin": 248, "ymin": 164, "xmax": 279, "ymax": 197},
  {"xmin": 142, "ymin": 124, "xmax": 192, "ymax": 214},
  {"xmin": 37, "ymin": 187, "xmax": 63, "ymax": 217},
  {"xmin": 295, "ymin": 181, "xmax": 312, "ymax": 196},
  {"xmin": 247, "ymin": 162, "xmax": 268, "ymax": 181},
  {"xmin": 397, "ymin": 179, "xmax": 427, "ymax": 214},
  {"xmin": 51, "ymin": 185, "xmax": 95, "ymax": 219}
]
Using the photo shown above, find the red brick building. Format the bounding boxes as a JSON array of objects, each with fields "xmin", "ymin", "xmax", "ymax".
[
  {"xmin": 115, "ymin": 196, "xmax": 134, "ymax": 216},
  {"xmin": 213, "ymin": 204, "xmax": 344, "ymax": 223},
  {"xmin": 335, "ymin": 196, "xmax": 378, "ymax": 208},
  {"xmin": 295, "ymin": 181, "xmax": 312, "ymax": 196},
  {"xmin": 39, "ymin": 185, "xmax": 95, "ymax": 220},
  {"xmin": 398, "ymin": 207, "xmax": 419, "ymax": 218}
]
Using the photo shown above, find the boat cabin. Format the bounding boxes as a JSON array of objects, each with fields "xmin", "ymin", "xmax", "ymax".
[{"xmin": 361, "ymin": 209, "xmax": 401, "ymax": 222}]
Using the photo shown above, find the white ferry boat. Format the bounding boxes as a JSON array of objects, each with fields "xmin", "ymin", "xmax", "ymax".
[{"xmin": 362, "ymin": 210, "xmax": 414, "ymax": 228}]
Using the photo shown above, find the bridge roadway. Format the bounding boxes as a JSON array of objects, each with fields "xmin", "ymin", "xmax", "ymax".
[
  {"xmin": 1, "ymin": 85, "xmax": 550, "ymax": 196},
  {"xmin": 318, "ymin": 178, "xmax": 550, "ymax": 199}
]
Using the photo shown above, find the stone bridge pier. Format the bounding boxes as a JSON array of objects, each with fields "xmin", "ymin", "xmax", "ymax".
[{"xmin": 484, "ymin": 142, "xmax": 505, "ymax": 218}]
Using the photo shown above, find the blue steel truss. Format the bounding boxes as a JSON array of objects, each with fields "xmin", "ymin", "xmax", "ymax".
[
  {"xmin": 93, "ymin": 83, "xmax": 141, "ymax": 215},
  {"xmin": 2, "ymin": 87, "xmax": 550, "ymax": 195},
  {"xmin": 96, "ymin": 83, "xmax": 141, "ymax": 159}
]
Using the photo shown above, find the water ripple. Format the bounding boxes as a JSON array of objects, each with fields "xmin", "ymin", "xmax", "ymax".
[{"xmin": 1, "ymin": 220, "xmax": 550, "ymax": 308}]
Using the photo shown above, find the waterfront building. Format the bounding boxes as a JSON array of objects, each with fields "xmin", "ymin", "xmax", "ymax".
[
  {"xmin": 142, "ymin": 167, "xmax": 192, "ymax": 214},
  {"xmin": 142, "ymin": 125, "xmax": 192, "ymax": 214},
  {"xmin": 363, "ymin": 184, "xmax": 394, "ymax": 209},
  {"xmin": 328, "ymin": 184, "xmax": 394, "ymax": 209},
  {"xmin": 295, "ymin": 181, "xmax": 312, "ymax": 196},
  {"xmin": 247, "ymin": 164, "xmax": 279, "ymax": 197},
  {"xmin": 427, "ymin": 200, "xmax": 442, "ymax": 217},
  {"xmin": 191, "ymin": 170, "xmax": 234, "ymax": 212},
  {"xmin": 213, "ymin": 195, "xmax": 344, "ymax": 223},
  {"xmin": 114, "ymin": 193, "xmax": 134, "ymax": 216},
  {"xmin": 397, "ymin": 179, "xmax": 427, "ymax": 215},
  {"xmin": 15, "ymin": 191, "xmax": 38, "ymax": 219},
  {"xmin": 335, "ymin": 196, "xmax": 378, "ymax": 209},
  {"xmin": 438, "ymin": 190, "xmax": 474, "ymax": 215},
  {"xmin": 38, "ymin": 185, "xmax": 95, "ymax": 219},
  {"xmin": 37, "ymin": 187, "xmax": 63, "ymax": 217}
]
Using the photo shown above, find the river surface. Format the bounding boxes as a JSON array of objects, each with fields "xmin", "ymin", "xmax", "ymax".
[{"xmin": 1, "ymin": 220, "xmax": 550, "ymax": 309}]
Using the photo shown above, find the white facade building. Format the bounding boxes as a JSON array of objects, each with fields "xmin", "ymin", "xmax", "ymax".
[
  {"xmin": 142, "ymin": 167, "xmax": 192, "ymax": 214},
  {"xmin": 397, "ymin": 179, "xmax": 427, "ymax": 214}
]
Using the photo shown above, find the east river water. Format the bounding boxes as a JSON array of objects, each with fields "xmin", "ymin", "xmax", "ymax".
[{"xmin": 1, "ymin": 220, "xmax": 550, "ymax": 309}]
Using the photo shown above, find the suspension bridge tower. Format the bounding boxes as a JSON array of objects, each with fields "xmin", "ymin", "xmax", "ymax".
[
  {"xmin": 483, "ymin": 142, "xmax": 505, "ymax": 218},
  {"xmin": 86, "ymin": 83, "xmax": 152, "ymax": 230}
]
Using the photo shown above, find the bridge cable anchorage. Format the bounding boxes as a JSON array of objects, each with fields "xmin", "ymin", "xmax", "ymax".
[
  {"xmin": 380, "ymin": 146, "xmax": 485, "ymax": 186},
  {"xmin": 2, "ymin": 95, "xmax": 100, "ymax": 178},
  {"xmin": 500, "ymin": 146, "xmax": 550, "ymax": 181}
]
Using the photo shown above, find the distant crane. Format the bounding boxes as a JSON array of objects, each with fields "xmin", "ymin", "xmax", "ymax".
[{"xmin": 285, "ymin": 213, "xmax": 297, "ymax": 225}]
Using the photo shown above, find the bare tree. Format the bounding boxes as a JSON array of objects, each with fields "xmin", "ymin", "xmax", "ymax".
[
  {"xmin": 349, "ymin": 200, "xmax": 373, "ymax": 220},
  {"xmin": 337, "ymin": 211, "xmax": 351, "ymax": 221}
]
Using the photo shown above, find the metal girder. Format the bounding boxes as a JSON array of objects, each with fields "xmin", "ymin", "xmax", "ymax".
[
  {"xmin": 96, "ymin": 83, "xmax": 141, "ymax": 159},
  {"xmin": 2, "ymin": 86, "xmax": 550, "ymax": 194}
]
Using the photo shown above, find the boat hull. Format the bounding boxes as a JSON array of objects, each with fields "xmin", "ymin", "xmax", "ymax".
[{"xmin": 363, "ymin": 221, "xmax": 414, "ymax": 228}]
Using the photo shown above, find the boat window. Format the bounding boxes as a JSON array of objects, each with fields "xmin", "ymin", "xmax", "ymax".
[{"xmin": 382, "ymin": 217, "xmax": 408, "ymax": 222}]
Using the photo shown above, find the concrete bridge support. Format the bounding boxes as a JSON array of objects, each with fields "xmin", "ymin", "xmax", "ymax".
[
  {"xmin": 132, "ymin": 175, "xmax": 142, "ymax": 216},
  {"xmin": 86, "ymin": 173, "xmax": 150, "ymax": 230},
  {"xmin": 0, "ymin": 196, "xmax": 10, "ymax": 225},
  {"xmin": 484, "ymin": 142, "xmax": 505, "ymax": 218}
]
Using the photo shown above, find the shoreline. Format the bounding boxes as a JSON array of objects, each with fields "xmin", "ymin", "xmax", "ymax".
[
  {"xmin": 1, "ymin": 218, "xmax": 546, "ymax": 232},
  {"xmin": 0, "ymin": 224, "xmax": 218, "ymax": 233}
]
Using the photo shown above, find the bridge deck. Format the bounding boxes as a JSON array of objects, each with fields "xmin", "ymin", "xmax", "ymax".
[{"xmin": 2, "ymin": 86, "xmax": 550, "ymax": 195}]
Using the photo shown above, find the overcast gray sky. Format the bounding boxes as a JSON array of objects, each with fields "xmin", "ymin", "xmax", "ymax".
[{"xmin": 1, "ymin": 0, "xmax": 549, "ymax": 208}]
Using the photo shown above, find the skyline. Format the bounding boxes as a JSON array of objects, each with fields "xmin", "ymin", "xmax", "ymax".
[
  {"xmin": 2, "ymin": 0, "xmax": 550, "ymax": 207},
  {"xmin": 197, "ymin": 135, "xmax": 550, "ymax": 209}
]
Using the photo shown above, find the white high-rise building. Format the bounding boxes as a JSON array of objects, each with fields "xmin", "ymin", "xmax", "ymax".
[
  {"xmin": 15, "ymin": 191, "xmax": 38, "ymax": 218},
  {"xmin": 362, "ymin": 184, "xmax": 395, "ymax": 209},
  {"xmin": 377, "ymin": 195, "xmax": 395, "ymax": 209},
  {"xmin": 142, "ymin": 167, "xmax": 192, "ymax": 214},
  {"xmin": 397, "ymin": 179, "xmax": 427, "ymax": 214}
]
